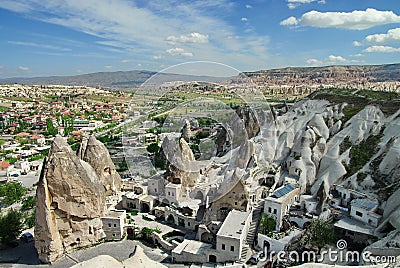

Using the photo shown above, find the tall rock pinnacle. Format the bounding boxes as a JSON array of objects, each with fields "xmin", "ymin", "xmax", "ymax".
[{"xmin": 35, "ymin": 135, "xmax": 113, "ymax": 263}]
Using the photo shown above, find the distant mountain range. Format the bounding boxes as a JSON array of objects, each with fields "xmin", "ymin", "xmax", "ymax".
[
  {"xmin": 0, "ymin": 70, "xmax": 232, "ymax": 89},
  {"xmin": 244, "ymin": 63, "xmax": 400, "ymax": 83},
  {"xmin": 1, "ymin": 63, "xmax": 399, "ymax": 88}
]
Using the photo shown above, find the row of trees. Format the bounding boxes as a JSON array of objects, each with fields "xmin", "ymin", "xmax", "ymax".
[{"xmin": 46, "ymin": 115, "xmax": 75, "ymax": 137}]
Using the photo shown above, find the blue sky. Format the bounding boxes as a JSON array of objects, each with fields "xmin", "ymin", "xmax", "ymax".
[{"xmin": 0, "ymin": 0, "xmax": 399, "ymax": 78}]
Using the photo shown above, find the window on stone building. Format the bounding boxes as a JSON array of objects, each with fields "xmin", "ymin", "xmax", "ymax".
[
  {"xmin": 356, "ymin": 211, "xmax": 363, "ymax": 217},
  {"xmin": 231, "ymin": 245, "xmax": 234, "ymax": 251},
  {"xmin": 222, "ymin": 244, "xmax": 225, "ymax": 250}
]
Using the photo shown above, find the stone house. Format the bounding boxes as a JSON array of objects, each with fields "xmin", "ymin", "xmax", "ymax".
[
  {"xmin": 350, "ymin": 198, "xmax": 381, "ymax": 227},
  {"xmin": 214, "ymin": 209, "xmax": 252, "ymax": 262},
  {"xmin": 172, "ymin": 209, "xmax": 252, "ymax": 264},
  {"xmin": 101, "ymin": 209, "xmax": 126, "ymax": 240},
  {"xmin": 264, "ymin": 183, "xmax": 300, "ymax": 231}
]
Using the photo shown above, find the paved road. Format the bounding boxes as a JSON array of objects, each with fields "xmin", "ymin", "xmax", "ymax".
[
  {"xmin": 13, "ymin": 172, "xmax": 39, "ymax": 188},
  {"xmin": 94, "ymin": 116, "xmax": 144, "ymax": 138}
]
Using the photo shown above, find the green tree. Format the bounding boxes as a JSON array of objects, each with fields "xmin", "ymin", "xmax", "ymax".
[
  {"xmin": 305, "ymin": 219, "xmax": 335, "ymax": 253},
  {"xmin": 24, "ymin": 210, "xmax": 36, "ymax": 228},
  {"xmin": 22, "ymin": 195, "xmax": 36, "ymax": 210},
  {"xmin": 0, "ymin": 182, "xmax": 28, "ymax": 206},
  {"xmin": 60, "ymin": 116, "xmax": 74, "ymax": 136},
  {"xmin": 16, "ymin": 137, "xmax": 28, "ymax": 145},
  {"xmin": 146, "ymin": 143, "xmax": 160, "ymax": 154},
  {"xmin": 46, "ymin": 119, "xmax": 58, "ymax": 136},
  {"xmin": 0, "ymin": 210, "xmax": 23, "ymax": 244},
  {"xmin": 258, "ymin": 213, "xmax": 276, "ymax": 236}
]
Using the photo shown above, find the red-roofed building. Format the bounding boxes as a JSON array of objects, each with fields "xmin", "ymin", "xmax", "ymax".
[
  {"xmin": 0, "ymin": 161, "xmax": 10, "ymax": 171},
  {"xmin": 30, "ymin": 135, "xmax": 46, "ymax": 146},
  {"xmin": 16, "ymin": 132, "xmax": 31, "ymax": 138}
]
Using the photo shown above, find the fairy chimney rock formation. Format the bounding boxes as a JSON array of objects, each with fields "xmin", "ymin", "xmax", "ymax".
[
  {"xmin": 78, "ymin": 135, "xmax": 122, "ymax": 195},
  {"xmin": 163, "ymin": 137, "xmax": 200, "ymax": 187},
  {"xmin": 35, "ymin": 136, "xmax": 111, "ymax": 263}
]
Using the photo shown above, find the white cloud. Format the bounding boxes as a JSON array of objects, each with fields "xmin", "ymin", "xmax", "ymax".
[
  {"xmin": 8, "ymin": 41, "xmax": 70, "ymax": 51},
  {"xmin": 307, "ymin": 55, "xmax": 349, "ymax": 66},
  {"xmin": 0, "ymin": 0, "xmax": 271, "ymax": 71},
  {"xmin": 121, "ymin": 59, "xmax": 132, "ymax": 63},
  {"xmin": 363, "ymin": 45, "xmax": 400, "ymax": 53},
  {"xmin": 166, "ymin": 48, "xmax": 193, "ymax": 57},
  {"xmin": 364, "ymin": 28, "xmax": 400, "ymax": 45},
  {"xmin": 306, "ymin": 58, "xmax": 323, "ymax": 66},
  {"xmin": 137, "ymin": 63, "xmax": 142, "ymax": 67},
  {"xmin": 0, "ymin": 1, "xmax": 33, "ymax": 13},
  {"xmin": 328, "ymin": 55, "xmax": 347, "ymax": 62},
  {"xmin": 166, "ymin": 32, "xmax": 209, "ymax": 44},
  {"xmin": 280, "ymin": 16, "xmax": 298, "ymax": 26},
  {"xmin": 245, "ymin": 4, "xmax": 252, "ymax": 9},
  {"xmin": 241, "ymin": 17, "xmax": 248, "ymax": 22},
  {"xmin": 287, "ymin": 0, "xmax": 325, "ymax": 9},
  {"xmin": 281, "ymin": 8, "xmax": 400, "ymax": 30},
  {"xmin": 351, "ymin": 53, "xmax": 364, "ymax": 57},
  {"xmin": 353, "ymin": 41, "xmax": 362, "ymax": 47},
  {"xmin": 104, "ymin": 65, "xmax": 112, "ymax": 69},
  {"xmin": 288, "ymin": 0, "xmax": 318, "ymax": 3},
  {"xmin": 19, "ymin": 66, "xmax": 30, "ymax": 71},
  {"xmin": 152, "ymin": 55, "xmax": 163, "ymax": 60}
]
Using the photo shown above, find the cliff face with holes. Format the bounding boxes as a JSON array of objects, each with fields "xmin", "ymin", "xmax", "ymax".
[{"xmin": 34, "ymin": 135, "xmax": 118, "ymax": 263}]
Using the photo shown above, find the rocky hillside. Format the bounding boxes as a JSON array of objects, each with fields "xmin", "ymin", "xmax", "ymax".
[
  {"xmin": 244, "ymin": 89, "xmax": 400, "ymax": 248},
  {"xmin": 1, "ymin": 63, "xmax": 399, "ymax": 89},
  {"xmin": 0, "ymin": 71, "xmax": 227, "ymax": 88},
  {"xmin": 245, "ymin": 63, "xmax": 400, "ymax": 84}
]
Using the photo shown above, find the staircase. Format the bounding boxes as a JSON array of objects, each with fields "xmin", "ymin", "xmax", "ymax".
[
  {"xmin": 246, "ymin": 201, "xmax": 265, "ymax": 247},
  {"xmin": 238, "ymin": 242, "xmax": 250, "ymax": 264}
]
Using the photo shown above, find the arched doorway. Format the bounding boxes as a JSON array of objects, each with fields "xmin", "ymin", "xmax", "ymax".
[
  {"xmin": 127, "ymin": 227, "xmax": 135, "ymax": 240},
  {"xmin": 167, "ymin": 214, "xmax": 175, "ymax": 224},
  {"xmin": 263, "ymin": 240, "xmax": 271, "ymax": 254},
  {"xmin": 209, "ymin": 255, "xmax": 217, "ymax": 263},
  {"xmin": 141, "ymin": 203, "xmax": 150, "ymax": 213},
  {"xmin": 195, "ymin": 191, "xmax": 204, "ymax": 201}
]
